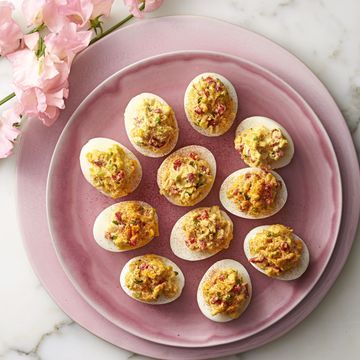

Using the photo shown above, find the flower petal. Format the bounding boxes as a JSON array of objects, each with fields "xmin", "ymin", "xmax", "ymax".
[
  {"xmin": 0, "ymin": 1, "xmax": 23, "ymax": 56},
  {"xmin": 0, "ymin": 105, "xmax": 21, "ymax": 159},
  {"xmin": 143, "ymin": 0, "xmax": 163, "ymax": 13},
  {"xmin": 45, "ymin": 22, "xmax": 92, "ymax": 64},
  {"xmin": 91, "ymin": 0, "xmax": 114, "ymax": 18}
]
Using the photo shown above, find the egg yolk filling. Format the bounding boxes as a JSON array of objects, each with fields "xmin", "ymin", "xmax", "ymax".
[
  {"xmin": 186, "ymin": 76, "xmax": 235, "ymax": 133},
  {"xmin": 130, "ymin": 97, "xmax": 177, "ymax": 153},
  {"xmin": 202, "ymin": 269, "xmax": 249, "ymax": 318},
  {"xmin": 86, "ymin": 144, "xmax": 138, "ymax": 198},
  {"xmin": 125, "ymin": 255, "xmax": 179, "ymax": 302},
  {"xmin": 235, "ymin": 126, "xmax": 288, "ymax": 168},
  {"xmin": 160, "ymin": 151, "xmax": 213, "ymax": 205},
  {"xmin": 182, "ymin": 206, "xmax": 233, "ymax": 252},
  {"xmin": 248, "ymin": 224, "xmax": 303, "ymax": 277},
  {"xmin": 226, "ymin": 170, "xmax": 281, "ymax": 216},
  {"xmin": 105, "ymin": 202, "xmax": 159, "ymax": 250}
]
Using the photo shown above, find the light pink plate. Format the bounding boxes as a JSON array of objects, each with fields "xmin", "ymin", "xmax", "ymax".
[
  {"xmin": 47, "ymin": 50, "xmax": 341, "ymax": 347},
  {"xmin": 17, "ymin": 16, "xmax": 359, "ymax": 359}
]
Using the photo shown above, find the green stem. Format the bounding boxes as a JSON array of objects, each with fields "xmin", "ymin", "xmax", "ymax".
[
  {"xmin": 89, "ymin": 2, "xmax": 145, "ymax": 45},
  {"xmin": 89, "ymin": 12, "xmax": 134, "ymax": 45},
  {"xmin": 0, "ymin": 2, "xmax": 145, "ymax": 107},
  {"xmin": 0, "ymin": 92, "xmax": 15, "ymax": 106}
]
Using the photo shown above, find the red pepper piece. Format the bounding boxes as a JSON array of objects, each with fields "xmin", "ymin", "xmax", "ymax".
[
  {"xmin": 93, "ymin": 160, "xmax": 104, "ymax": 167},
  {"xmin": 189, "ymin": 152, "xmax": 199, "ymax": 160},
  {"xmin": 173, "ymin": 159, "xmax": 182, "ymax": 170}
]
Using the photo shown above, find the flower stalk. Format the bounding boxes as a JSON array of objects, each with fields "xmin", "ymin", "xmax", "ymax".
[
  {"xmin": 90, "ymin": 12, "xmax": 134, "ymax": 45},
  {"xmin": 0, "ymin": 92, "xmax": 16, "ymax": 106}
]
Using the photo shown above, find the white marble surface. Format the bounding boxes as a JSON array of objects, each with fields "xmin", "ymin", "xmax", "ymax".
[{"xmin": 0, "ymin": 0, "xmax": 359, "ymax": 359}]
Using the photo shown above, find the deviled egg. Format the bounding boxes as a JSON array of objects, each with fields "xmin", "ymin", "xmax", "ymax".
[
  {"xmin": 157, "ymin": 145, "xmax": 216, "ymax": 206},
  {"xmin": 220, "ymin": 167, "xmax": 287, "ymax": 219},
  {"xmin": 243, "ymin": 224, "xmax": 309, "ymax": 280},
  {"xmin": 234, "ymin": 116, "xmax": 294, "ymax": 169},
  {"xmin": 170, "ymin": 206, "xmax": 233, "ymax": 261},
  {"xmin": 124, "ymin": 93, "xmax": 179, "ymax": 157},
  {"xmin": 80, "ymin": 137, "xmax": 142, "ymax": 199},
  {"xmin": 120, "ymin": 254, "xmax": 185, "ymax": 304},
  {"xmin": 184, "ymin": 72, "xmax": 238, "ymax": 136},
  {"xmin": 197, "ymin": 259, "xmax": 252, "ymax": 322},
  {"xmin": 93, "ymin": 201, "xmax": 159, "ymax": 252}
]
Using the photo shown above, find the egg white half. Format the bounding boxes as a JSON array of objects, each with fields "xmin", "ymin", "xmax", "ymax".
[
  {"xmin": 197, "ymin": 259, "xmax": 252, "ymax": 322},
  {"xmin": 170, "ymin": 208, "xmax": 233, "ymax": 261},
  {"xmin": 184, "ymin": 72, "xmax": 238, "ymax": 137},
  {"xmin": 93, "ymin": 201, "xmax": 158, "ymax": 252},
  {"xmin": 219, "ymin": 167, "xmax": 287, "ymax": 219},
  {"xmin": 119, "ymin": 255, "xmax": 185, "ymax": 305},
  {"xmin": 79, "ymin": 137, "xmax": 142, "ymax": 198},
  {"xmin": 235, "ymin": 116, "xmax": 294, "ymax": 169},
  {"xmin": 243, "ymin": 225, "xmax": 310, "ymax": 281},
  {"xmin": 157, "ymin": 145, "xmax": 217, "ymax": 206},
  {"xmin": 124, "ymin": 93, "xmax": 179, "ymax": 157}
]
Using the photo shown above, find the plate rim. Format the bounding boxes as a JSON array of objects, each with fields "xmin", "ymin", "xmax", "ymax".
[
  {"xmin": 46, "ymin": 49, "xmax": 343, "ymax": 348},
  {"xmin": 16, "ymin": 14, "xmax": 359, "ymax": 359}
]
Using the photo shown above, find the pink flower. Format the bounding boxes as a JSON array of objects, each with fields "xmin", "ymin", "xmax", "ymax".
[
  {"xmin": 16, "ymin": 87, "xmax": 69, "ymax": 126},
  {"xmin": 57, "ymin": 0, "xmax": 93, "ymax": 29},
  {"xmin": 7, "ymin": 42, "xmax": 70, "ymax": 92},
  {"xmin": 45, "ymin": 22, "xmax": 92, "ymax": 64},
  {"xmin": 0, "ymin": 1, "xmax": 23, "ymax": 56},
  {"xmin": 7, "ymin": 47, "xmax": 44, "ymax": 89},
  {"xmin": 40, "ymin": 2, "xmax": 69, "ymax": 32},
  {"xmin": 7, "ymin": 32, "xmax": 72, "ymax": 126},
  {"xmin": 22, "ymin": 0, "xmax": 114, "ymax": 31},
  {"xmin": 0, "ymin": 105, "xmax": 21, "ymax": 158},
  {"xmin": 22, "ymin": 0, "xmax": 94, "ymax": 32},
  {"xmin": 143, "ymin": 0, "xmax": 163, "ymax": 13},
  {"xmin": 91, "ymin": 0, "xmax": 114, "ymax": 18},
  {"xmin": 123, "ymin": 0, "xmax": 163, "ymax": 18}
]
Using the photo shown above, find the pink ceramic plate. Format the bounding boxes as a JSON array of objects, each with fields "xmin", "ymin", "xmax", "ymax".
[
  {"xmin": 17, "ymin": 16, "xmax": 359, "ymax": 359},
  {"xmin": 47, "ymin": 51, "xmax": 341, "ymax": 347}
]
